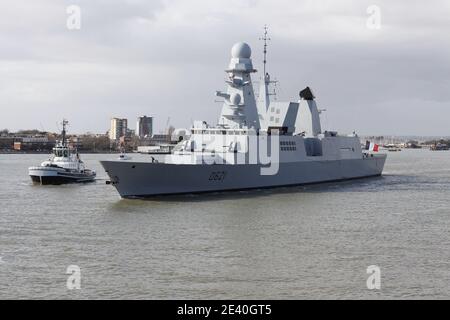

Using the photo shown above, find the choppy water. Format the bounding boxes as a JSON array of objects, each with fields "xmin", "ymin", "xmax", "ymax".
[{"xmin": 0, "ymin": 150, "xmax": 449, "ymax": 299}]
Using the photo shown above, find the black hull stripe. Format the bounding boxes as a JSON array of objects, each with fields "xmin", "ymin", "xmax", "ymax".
[{"xmin": 30, "ymin": 175, "xmax": 95, "ymax": 185}]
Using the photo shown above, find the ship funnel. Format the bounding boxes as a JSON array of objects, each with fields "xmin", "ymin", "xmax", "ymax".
[{"xmin": 299, "ymin": 87, "xmax": 315, "ymax": 100}]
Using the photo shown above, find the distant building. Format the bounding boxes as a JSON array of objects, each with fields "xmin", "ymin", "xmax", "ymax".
[
  {"xmin": 12, "ymin": 136, "xmax": 55, "ymax": 151},
  {"xmin": 0, "ymin": 136, "xmax": 15, "ymax": 151},
  {"xmin": 109, "ymin": 118, "xmax": 128, "ymax": 141},
  {"xmin": 136, "ymin": 116, "xmax": 153, "ymax": 138}
]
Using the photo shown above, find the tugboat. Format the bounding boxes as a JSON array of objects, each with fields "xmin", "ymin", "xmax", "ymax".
[{"xmin": 29, "ymin": 120, "xmax": 96, "ymax": 185}]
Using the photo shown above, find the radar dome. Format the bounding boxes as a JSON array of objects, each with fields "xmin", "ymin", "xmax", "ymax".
[{"xmin": 231, "ymin": 42, "xmax": 251, "ymax": 59}]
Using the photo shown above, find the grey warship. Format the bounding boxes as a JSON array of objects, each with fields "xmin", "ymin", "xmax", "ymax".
[{"xmin": 101, "ymin": 32, "xmax": 386, "ymax": 198}]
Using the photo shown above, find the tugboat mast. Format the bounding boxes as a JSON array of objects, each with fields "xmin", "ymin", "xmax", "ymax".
[{"xmin": 61, "ymin": 119, "xmax": 68, "ymax": 147}]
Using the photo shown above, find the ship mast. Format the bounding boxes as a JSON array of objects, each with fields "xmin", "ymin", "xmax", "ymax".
[
  {"xmin": 61, "ymin": 119, "xmax": 68, "ymax": 147},
  {"xmin": 260, "ymin": 25, "xmax": 270, "ymax": 78},
  {"xmin": 257, "ymin": 25, "xmax": 276, "ymax": 117}
]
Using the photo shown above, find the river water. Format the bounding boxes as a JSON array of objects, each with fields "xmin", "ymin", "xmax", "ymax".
[{"xmin": 0, "ymin": 150, "xmax": 449, "ymax": 299}]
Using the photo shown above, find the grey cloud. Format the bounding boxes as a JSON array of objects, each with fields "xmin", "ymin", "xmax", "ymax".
[{"xmin": 0, "ymin": 0, "xmax": 449, "ymax": 135}]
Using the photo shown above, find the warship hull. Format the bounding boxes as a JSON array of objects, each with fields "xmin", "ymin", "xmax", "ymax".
[{"xmin": 101, "ymin": 154, "xmax": 386, "ymax": 198}]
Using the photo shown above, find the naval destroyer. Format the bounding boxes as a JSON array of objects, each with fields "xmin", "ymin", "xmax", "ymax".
[{"xmin": 101, "ymin": 30, "xmax": 386, "ymax": 198}]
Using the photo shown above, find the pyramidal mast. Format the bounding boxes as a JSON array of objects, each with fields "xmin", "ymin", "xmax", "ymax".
[{"xmin": 216, "ymin": 42, "xmax": 260, "ymax": 130}]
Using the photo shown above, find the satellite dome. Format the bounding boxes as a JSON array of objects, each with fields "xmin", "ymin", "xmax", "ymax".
[{"xmin": 231, "ymin": 42, "xmax": 251, "ymax": 59}]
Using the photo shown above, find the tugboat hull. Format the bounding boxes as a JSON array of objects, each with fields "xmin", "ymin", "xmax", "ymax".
[{"xmin": 29, "ymin": 167, "xmax": 96, "ymax": 185}]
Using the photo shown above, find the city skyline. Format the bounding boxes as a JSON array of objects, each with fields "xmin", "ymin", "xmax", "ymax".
[{"xmin": 1, "ymin": 1, "xmax": 449, "ymax": 136}]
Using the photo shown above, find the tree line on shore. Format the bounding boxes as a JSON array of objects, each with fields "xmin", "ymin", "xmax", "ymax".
[{"xmin": 0, "ymin": 129, "xmax": 114, "ymax": 152}]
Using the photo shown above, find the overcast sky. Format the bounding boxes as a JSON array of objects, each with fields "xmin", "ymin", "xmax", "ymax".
[{"xmin": 0, "ymin": 0, "xmax": 449, "ymax": 135}]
